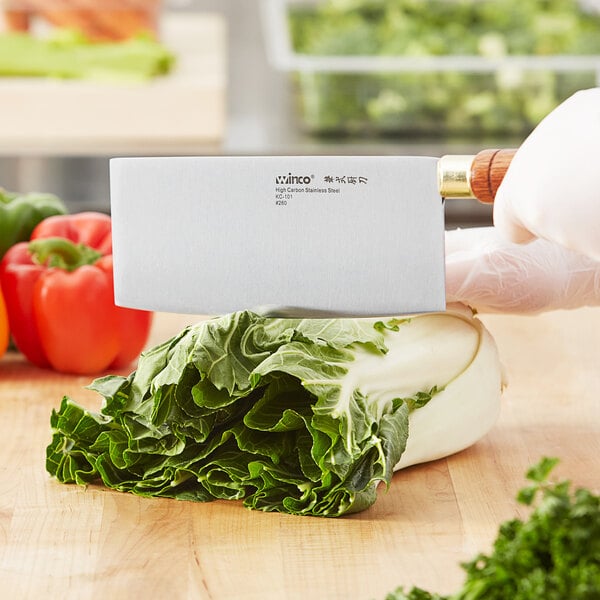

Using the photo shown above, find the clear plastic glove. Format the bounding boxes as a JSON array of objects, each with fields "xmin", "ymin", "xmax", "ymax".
[
  {"xmin": 493, "ymin": 88, "xmax": 600, "ymax": 261},
  {"xmin": 445, "ymin": 227, "xmax": 600, "ymax": 313},
  {"xmin": 445, "ymin": 88, "xmax": 600, "ymax": 313}
]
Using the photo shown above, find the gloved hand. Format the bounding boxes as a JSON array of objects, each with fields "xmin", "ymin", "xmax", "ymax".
[
  {"xmin": 445, "ymin": 88, "xmax": 600, "ymax": 313},
  {"xmin": 493, "ymin": 88, "xmax": 600, "ymax": 261},
  {"xmin": 445, "ymin": 227, "xmax": 600, "ymax": 313}
]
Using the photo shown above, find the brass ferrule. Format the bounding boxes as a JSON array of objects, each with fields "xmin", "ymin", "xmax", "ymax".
[{"xmin": 438, "ymin": 155, "xmax": 475, "ymax": 199}]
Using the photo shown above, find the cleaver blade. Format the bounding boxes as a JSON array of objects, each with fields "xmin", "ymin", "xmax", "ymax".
[{"xmin": 109, "ymin": 151, "xmax": 514, "ymax": 317}]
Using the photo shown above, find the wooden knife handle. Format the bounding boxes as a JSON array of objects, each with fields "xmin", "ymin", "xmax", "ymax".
[
  {"xmin": 438, "ymin": 148, "xmax": 517, "ymax": 203},
  {"xmin": 470, "ymin": 149, "xmax": 517, "ymax": 203}
]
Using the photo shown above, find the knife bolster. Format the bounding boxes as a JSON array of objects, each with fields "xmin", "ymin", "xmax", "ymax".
[
  {"xmin": 437, "ymin": 155, "xmax": 474, "ymax": 200},
  {"xmin": 439, "ymin": 148, "xmax": 516, "ymax": 203}
]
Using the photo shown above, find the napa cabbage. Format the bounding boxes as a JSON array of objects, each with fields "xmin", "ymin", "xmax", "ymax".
[{"xmin": 46, "ymin": 305, "xmax": 502, "ymax": 517}]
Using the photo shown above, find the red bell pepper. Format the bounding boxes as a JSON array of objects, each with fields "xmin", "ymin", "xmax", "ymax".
[
  {"xmin": 0, "ymin": 212, "xmax": 152, "ymax": 374},
  {"xmin": 0, "ymin": 286, "xmax": 8, "ymax": 358}
]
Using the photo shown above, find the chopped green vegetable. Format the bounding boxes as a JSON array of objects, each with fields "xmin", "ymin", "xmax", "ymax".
[
  {"xmin": 292, "ymin": 0, "xmax": 600, "ymax": 57},
  {"xmin": 0, "ymin": 30, "xmax": 174, "ymax": 81},
  {"xmin": 46, "ymin": 308, "xmax": 501, "ymax": 517},
  {"xmin": 288, "ymin": 0, "xmax": 600, "ymax": 135},
  {"xmin": 385, "ymin": 457, "xmax": 600, "ymax": 599}
]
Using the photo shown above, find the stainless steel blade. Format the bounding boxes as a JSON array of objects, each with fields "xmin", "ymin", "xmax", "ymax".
[{"xmin": 109, "ymin": 155, "xmax": 445, "ymax": 317}]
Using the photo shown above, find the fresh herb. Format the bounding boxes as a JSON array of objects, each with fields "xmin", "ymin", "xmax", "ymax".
[{"xmin": 385, "ymin": 457, "xmax": 600, "ymax": 599}]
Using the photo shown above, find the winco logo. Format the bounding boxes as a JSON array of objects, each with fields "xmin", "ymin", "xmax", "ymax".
[{"xmin": 275, "ymin": 173, "xmax": 313, "ymax": 184}]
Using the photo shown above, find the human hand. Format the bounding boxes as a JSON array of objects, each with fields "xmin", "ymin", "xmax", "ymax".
[
  {"xmin": 445, "ymin": 227, "xmax": 600, "ymax": 313},
  {"xmin": 493, "ymin": 88, "xmax": 600, "ymax": 261}
]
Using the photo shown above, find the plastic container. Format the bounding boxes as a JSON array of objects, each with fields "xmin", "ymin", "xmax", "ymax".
[
  {"xmin": 1, "ymin": 0, "xmax": 162, "ymax": 41},
  {"xmin": 261, "ymin": 0, "xmax": 600, "ymax": 137}
]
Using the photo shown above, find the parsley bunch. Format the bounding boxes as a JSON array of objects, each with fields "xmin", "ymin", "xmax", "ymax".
[{"xmin": 387, "ymin": 458, "xmax": 600, "ymax": 599}]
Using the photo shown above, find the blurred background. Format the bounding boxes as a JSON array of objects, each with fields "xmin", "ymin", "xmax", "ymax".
[{"xmin": 1, "ymin": 0, "xmax": 600, "ymax": 227}]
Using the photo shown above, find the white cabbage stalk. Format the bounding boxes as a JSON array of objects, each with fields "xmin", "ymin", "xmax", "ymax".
[{"xmin": 393, "ymin": 305, "xmax": 503, "ymax": 470}]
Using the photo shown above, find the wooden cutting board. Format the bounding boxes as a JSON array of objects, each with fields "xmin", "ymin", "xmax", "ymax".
[{"xmin": 0, "ymin": 308, "xmax": 599, "ymax": 599}]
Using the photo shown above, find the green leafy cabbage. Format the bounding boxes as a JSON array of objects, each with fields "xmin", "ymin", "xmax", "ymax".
[{"xmin": 46, "ymin": 308, "xmax": 501, "ymax": 517}]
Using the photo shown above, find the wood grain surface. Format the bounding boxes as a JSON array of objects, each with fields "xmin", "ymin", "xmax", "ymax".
[
  {"xmin": 470, "ymin": 149, "xmax": 516, "ymax": 203},
  {"xmin": 0, "ymin": 308, "xmax": 599, "ymax": 599}
]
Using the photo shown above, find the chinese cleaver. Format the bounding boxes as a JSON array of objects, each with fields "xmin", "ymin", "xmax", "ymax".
[{"xmin": 110, "ymin": 149, "xmax": 514, "ymax": 317}]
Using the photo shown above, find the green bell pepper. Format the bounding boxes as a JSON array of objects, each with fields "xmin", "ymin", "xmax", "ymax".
[{"xmin": 0, "ymin": 188, "xmax": 67, "ymax": 259}]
